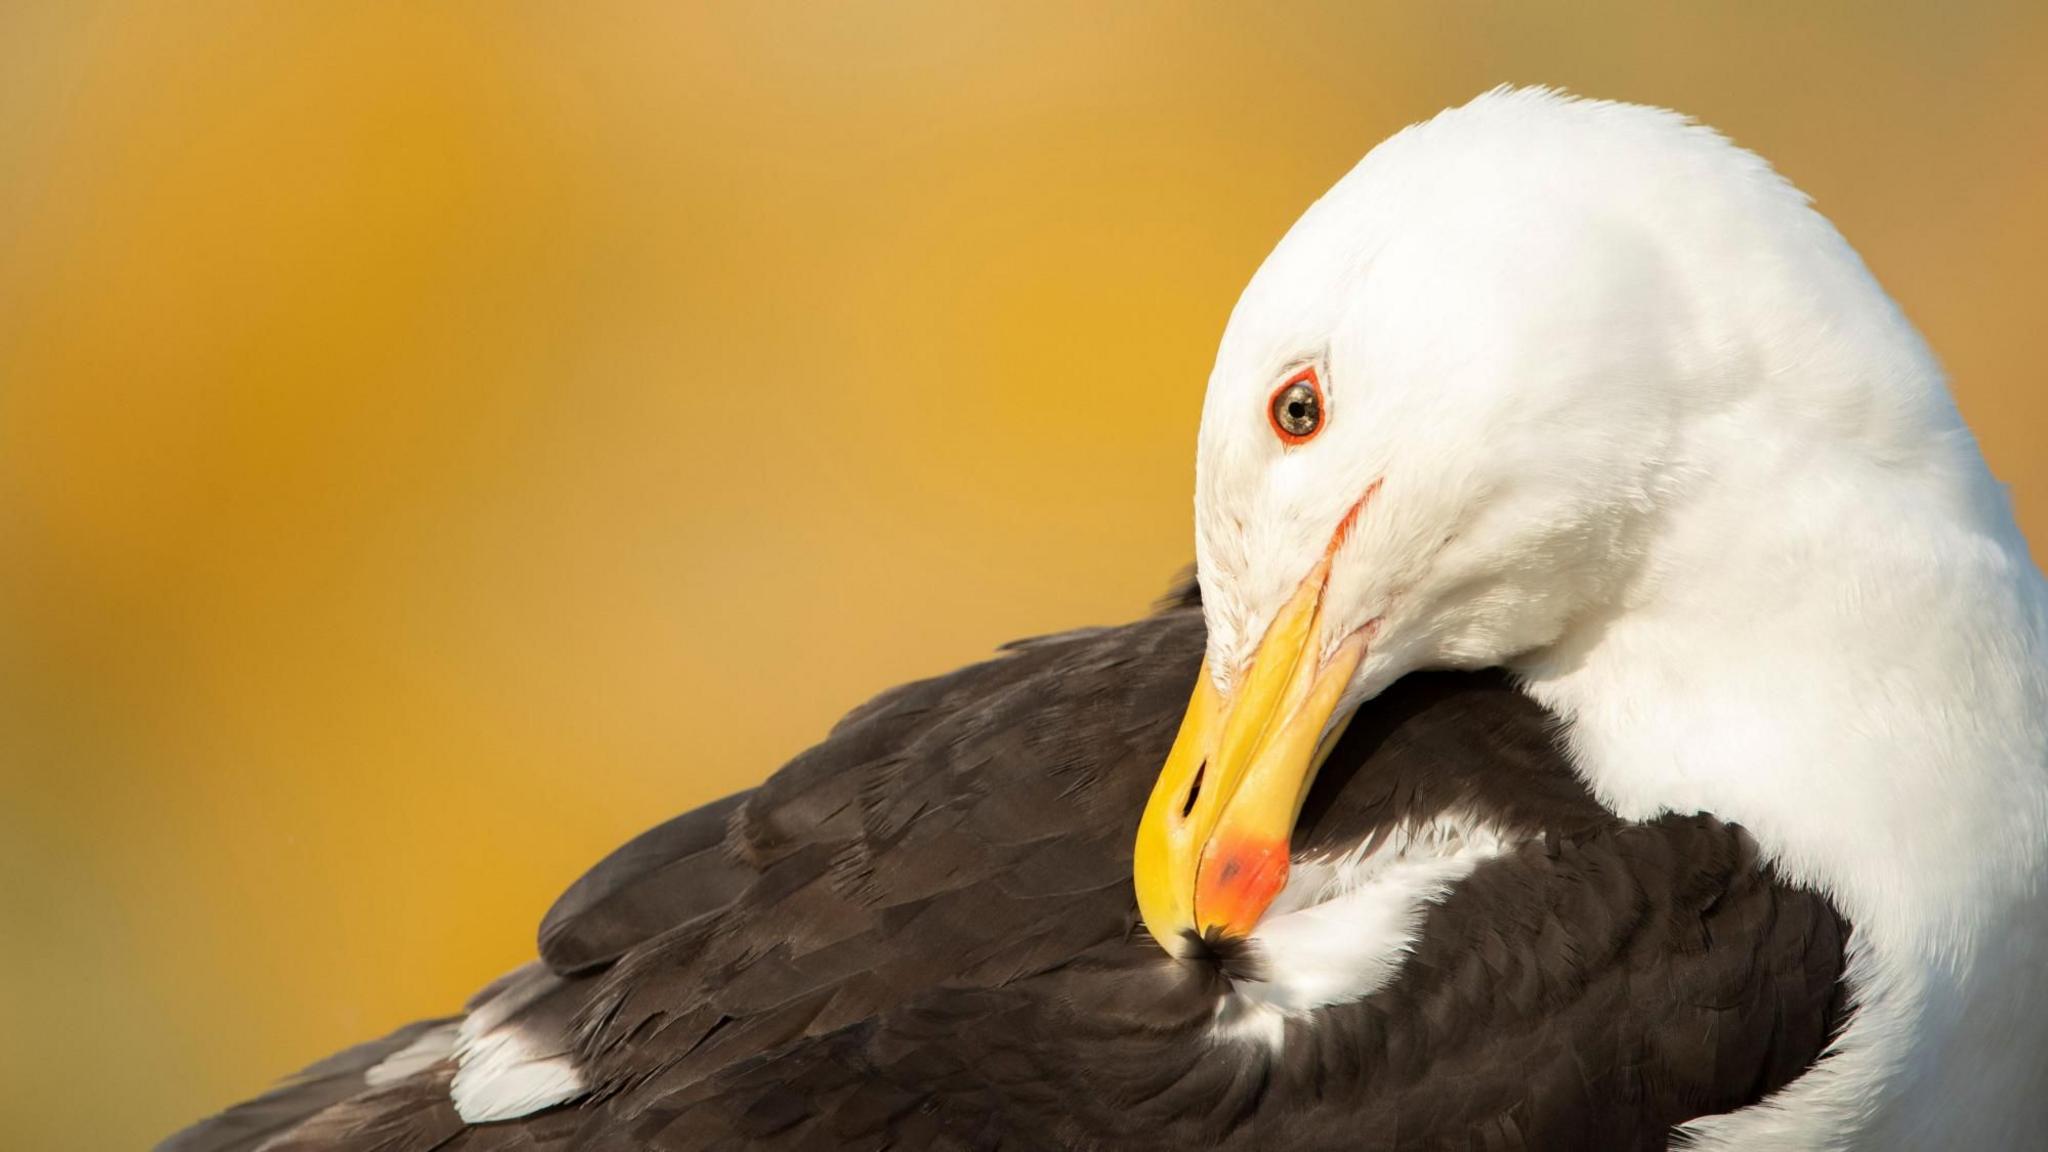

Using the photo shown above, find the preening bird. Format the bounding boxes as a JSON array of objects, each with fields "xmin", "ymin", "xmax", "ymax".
[{"xmin": 162, "ymin": 88, "xmax": 2048, "ymax": 1151}]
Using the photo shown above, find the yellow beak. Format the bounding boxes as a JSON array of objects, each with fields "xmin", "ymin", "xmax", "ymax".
[{"xmin": 1133, "ymin": 558, "xmax": 1368, "ymax": 955}]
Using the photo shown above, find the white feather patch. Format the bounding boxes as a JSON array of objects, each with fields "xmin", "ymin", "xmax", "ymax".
[
  {"xmin": 1215, "ymin": 812, "xmax": 1524, "ymax": 1046},
  {"xmin": 450, "ymin": 1033, "xmax": 585, "ymax": 1124},
  {"xmin": 448, "ymin": 967, "xmax": 587, "ymax": 1123}
]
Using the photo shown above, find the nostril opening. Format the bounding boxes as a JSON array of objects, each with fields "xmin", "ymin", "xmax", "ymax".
[{"xmin": 1181, "ymin": 760, "xmax": 1206, "ymax": 819}]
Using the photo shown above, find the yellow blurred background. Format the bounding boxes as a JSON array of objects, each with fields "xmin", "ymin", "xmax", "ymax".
[{"xmin": 4, "ymin": 3, "xmax": 2044, "ymax": 1147}]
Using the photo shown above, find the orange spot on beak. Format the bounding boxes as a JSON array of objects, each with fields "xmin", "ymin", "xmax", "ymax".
[{"xmin": 1195, "ymin": 834, "xmax": 1291, "ymax": 939}]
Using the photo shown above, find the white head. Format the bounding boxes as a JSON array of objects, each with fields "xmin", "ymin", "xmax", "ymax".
[{"xmin": 1135, "ymin": 86, "xmax": 1976, "ymax": 950}]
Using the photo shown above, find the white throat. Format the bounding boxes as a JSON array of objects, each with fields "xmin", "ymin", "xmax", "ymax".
[{"xmin": 1514, "ymin": 384, "xmax": 2048, "ymax": 1148}]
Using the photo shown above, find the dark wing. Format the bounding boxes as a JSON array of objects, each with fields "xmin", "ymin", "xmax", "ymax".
[
  {"xmin": 512, "ymin": 821, "xmax": 1843, "ymax": 1152},
  {"xmin": 157, "ymin": 611, "xmax": 1199, "ymax": 1152},
  {"xmin": 488, "ymin": 674, "xmax": 1846, "ymax": 1152},
  {"xmin": 161, "ymin": 608, "xmax": 1849, "ymax": 1152},
  {"xmin": 554, "ymin": 615, "xmax": 1200, "ymax": 1104}
]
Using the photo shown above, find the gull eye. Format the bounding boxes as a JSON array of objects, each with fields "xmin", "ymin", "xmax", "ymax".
[{"xmin": 1268, "ymin": 369, "xmax": 1324, "ymax": 444}]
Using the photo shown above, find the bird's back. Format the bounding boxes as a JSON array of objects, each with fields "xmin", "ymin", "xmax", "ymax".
[{"xmin": 161, "ymin": 601, "xmax": 1848, "ymax": 1151}]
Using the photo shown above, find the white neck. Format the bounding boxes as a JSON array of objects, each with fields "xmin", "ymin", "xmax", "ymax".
[{"xmin": 1514, "ymin": 386, "xmax": 2048, "ymax": 1148}]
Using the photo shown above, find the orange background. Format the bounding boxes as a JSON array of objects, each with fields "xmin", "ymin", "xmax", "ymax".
[{"xmin": 5, "ymin": 4, "xmax": 2045, "ymax": 1148}]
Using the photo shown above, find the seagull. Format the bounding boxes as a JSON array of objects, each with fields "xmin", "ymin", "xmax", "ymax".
[{"xmin": 161, "ymin": 87, "xmax": 2048, "ymax": 1151}]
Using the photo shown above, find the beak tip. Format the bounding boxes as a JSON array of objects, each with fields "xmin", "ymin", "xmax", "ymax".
[{"xmin": 1194, "ymin": 836, "xmax": 1290, "ymax": 939}]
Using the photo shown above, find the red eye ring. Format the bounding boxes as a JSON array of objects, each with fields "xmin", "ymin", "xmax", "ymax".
[{"xmin": 1267, "ymin": 367, "xmax": 1325, "ymax": 445}]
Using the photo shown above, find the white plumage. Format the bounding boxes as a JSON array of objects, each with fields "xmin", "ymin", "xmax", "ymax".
[{"xmin": 1220, "ymin": 812, "xmax": 1526, "ymax": 1047}]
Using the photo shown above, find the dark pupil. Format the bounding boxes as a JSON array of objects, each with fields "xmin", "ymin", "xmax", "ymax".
[{"xmin": 1277, "ymin": 384, "xmax": 1318, "ymax": 434}]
